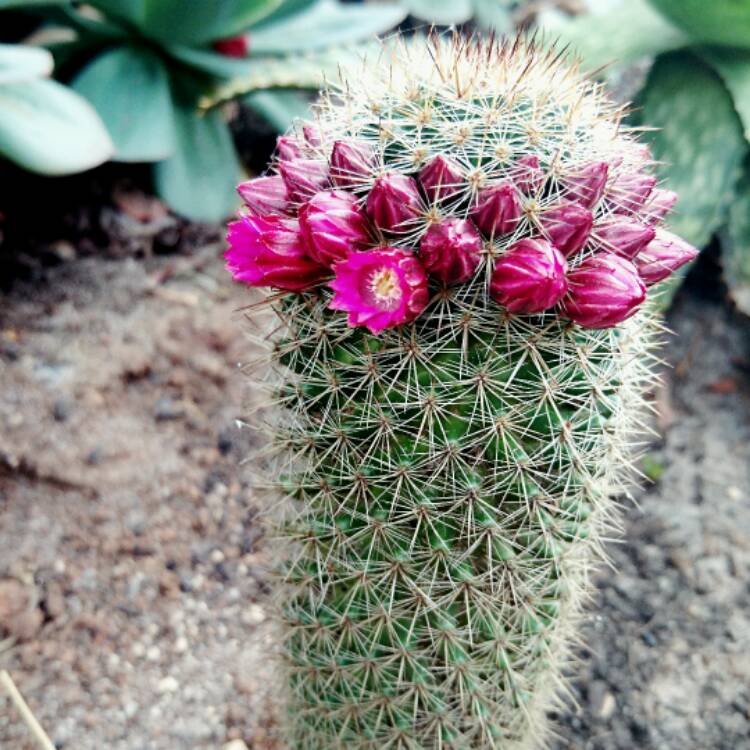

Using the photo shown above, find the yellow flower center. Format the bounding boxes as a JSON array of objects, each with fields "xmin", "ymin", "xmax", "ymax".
[{"xmin": 369, "ymin": 268, "xmax": 402, "ymax": 309}]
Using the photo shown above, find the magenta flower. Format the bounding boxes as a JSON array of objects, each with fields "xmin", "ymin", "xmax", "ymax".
[
  {"xmin": 275, "ymin": 135, "xmax": 303, "ymax": 162},
  {"xmin": 419, "ymin": 155, "xmax": 464, "ymax": 203},
  {"xmin": 279, "ymin": 158, "xmax": 329, "ymax": 203},
  {"xmin": 329, "ymin": 248, "xmax": 429, "ymax": 333},
  {"xmin": 471, "ymin": 182, "xmax": 522, "ymax": 237},
  {"xmin": 490, "ymin": 238, "xmax": 568, "ymax": 314},
  {"xmin": 540, "ymin": 201, "xmax": 593, "ymax": 257},
  {"xmin": 594, "ymin": 217, "xmax": 655, "ymax": 260},
  {"xmin": 330, "ymin": 139, "xmax": 374, "ymax": 188},
  {"xmin": 642, "ymin": 188, "xmax": 678, "ymax": 225},
  {"xmin": 609, "ymin": 171, "xmax": 656, "ymax": 214},
  {"xmin": 420, "ymin": 218, "xmax": 482, "ymax": 284},
  {"xmin": 299, "ymin": 190, "xmax": 371, "ymax": 268},
  {"xmin": 563, "ymin": 252, "xmax": 646, "ymax": 328},
  {"xmin": 635, "ymin": 229, "xmax": 698, "ymax": 285},
  {"xmin": 514, "ymin": 154, "xmax": 544, "ymax": 194},
  {"xmin": 237, "ymin": 175, "xmax": 288, "ymax": 215},
  {"xmin": 225, "ymin": 216, "xmax": 327, "ymax": 292},
  {"xmin": 366, "ymin": 172, "xmax": 423, "ymax": 232},
  {"xmin": 563, "ymin": 161, "xmax": 609, "ymax": 208}
]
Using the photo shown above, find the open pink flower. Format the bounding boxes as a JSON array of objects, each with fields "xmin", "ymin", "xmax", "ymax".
[
  {"xmin": 225, "ymin": 216, "xmax": 327, "ymax": 292},
  {"xmin": 329, "ymin": 248, "xmax": 429, "ymax": 333}
]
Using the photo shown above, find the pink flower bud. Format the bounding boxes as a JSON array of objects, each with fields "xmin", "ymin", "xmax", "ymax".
[
  {"xmin": 514, "ymin": 154, "xmax": 544, "ymax": 194},
  {"xmin": 330, "ymin": 139, "xmax": 374, "ymax": 188},
  {"xmin": 329, "ymin": 247, "xmax": 429, "ymax": 333},
  {"xmin": 635, "ymin": 229, "xmax": 698, "ymax": 285},
  {"xmin": 563, "ymin": 161, "xmax": 609, "ymax": 208},
  {"xmin": 303, "ymin": 124, "xmax": 322, "ymax": 147},
  {"xmin": 225, "ymin": 215, "xmax": 327, "ymax": 292},
  {"xmin": 279, "ymin": 158, "xmax": 329, "ymax": 203},
  {"xmin": 470, "ymin": 182, "xmax": 522, "ymax": 237},
  {"xmin": 563, "ymin": 252, "xmax": 646, "ymax": 328},
  {"xmin": 490, "ymin": 238, "xmax": 568, "ymax": 314},
  {"xmin": 594, "ymin": 217, "xmax": 655, "ymax": 260},
  {"xmin": 213, "ymin": 35, "xmax": 249, "ymax": 58},
  {"xmin": 609, "ymin": 171, "xmax": 656, "ymax": 214},
  {"xmin": 642, "ymin": 188, "xmax": 678, "ymax": 225},
  {"xmin": 539, "ymin": 201, "xmax": 593, "ymax": 258},
  {"xmin": 236, "ymin": 175, "xmax": 288, "ymax": 215},
  {"xmin": 419, "ymin": 155, "xmax": 464, "ymax": 203},
  {"xmin": 366, "ymin": 172, "xmax": 423, "ymax": 232},
  {"xmin": 298, "ymin": 190, "xmax": 371, "ymax": 268},
  {"xmin": 275, "ymin": 135, "xmax": 303, "ymax": 162},
  {"xmin": 419, "ymin": 219, "xmax": 482, "ymax": 284}
]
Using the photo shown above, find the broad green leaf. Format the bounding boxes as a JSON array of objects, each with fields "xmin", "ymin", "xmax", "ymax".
[
  {"xmin": 72, "ymin": 45, "xmax": 176, "ymax": 162},
  {"xmin": 0, "ymin": 43, "xmax": 53, "ymax": 83},
  {"xmin": 0, "ymin": 77, "xmax": 113, "ymax": 174},
  {"xmin": 153, "ymin": 106, "xmax": 240, "ymax": 222},
  {"xmin": 246, "ymin": 89, "xmax": 312, "ymax": 131},
  {"xmin": 637, "ymin": 52, "xmax": 747, "ymax": 306},
  {"xmin": 404, "ymin": 0, "xmax": 472, "ymax": 25},
  {"xmin": 250, "ymin": 0, "xmax": 316, "ymax": 27},
  {"xmin": 538, "ymin": 0, "xmax": 687, "ymax": 73},
  {"xmin": 0, "ymin": 0, "xmax": 66, "ymax": 7},
  {"xmin": 701, "ymin": 48, "xmax": 750, "ymax": 142},
  {"xmin": 249, "ymin": 0, "xmax": 405, "ymax": 54},
  {"xmin": 166, "ymin": 44, "xmax": 256, "ymax": 80},
  {"xmin": 724, "ymin": 163, "xmax": 750, "ymax": 315},
  {"xmin": 473, "ymin": 0, "xmax": 513, "ymax": 31},
  {"xmin": 649, "ymin": 0, "xmax": 750, "ymax": 49}
]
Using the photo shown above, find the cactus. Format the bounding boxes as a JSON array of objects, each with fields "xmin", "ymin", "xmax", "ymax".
[{"xmin": 227, "ymin": 33, "xmax": 697, "ymax": 749}]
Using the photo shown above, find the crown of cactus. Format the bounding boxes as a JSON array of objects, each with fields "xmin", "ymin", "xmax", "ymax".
[{"xmin": 227, "ymin": 33, "xmax": 697, "ymax": 749}]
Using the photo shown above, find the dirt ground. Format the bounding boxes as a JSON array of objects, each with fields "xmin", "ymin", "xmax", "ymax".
[{"xmin": 0, "ymin": 230, "xmax": 749, "ymax": 749}]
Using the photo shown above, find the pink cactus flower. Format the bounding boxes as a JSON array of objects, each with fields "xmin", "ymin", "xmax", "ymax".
[
  {"xmin": 609, "ymin": 172, "xmax": 656, "ymax": 214},
  {"xmin": 419, "ymin": 218, "xmax": 482, "ymax": 284},
  {"xmin": 563, "ymin": 252, "xmax": 646, "ymax": 328},
  {"xmin": 471, "ymin": 182, "xmax": 522, "ymax": 237},
  {"xmin": 563, "ymin": 161, "xmax": 609, "ymax": 208},
  {"xmin": 419, "ymin": 155, "xmax": 464, "ymax": 203},
  {"xmin": 540, "ymin": 201, "xmax": 593, "ymax": 257},
  {"xmin": 514, "ymin": 154, "xmax": 544, "ymax": 194},
  {"xmin": 225, "ymin": 215, "xmax": 327, "ymax": 292},
  {"xmin": 237, "ymin": 175, "xmax": 288, "ymax": 215},
  {"xmin": 275, "ymin": 135, "xmax": 303, "ymax": 162},
  {"xmin": 329, "ymin": 248, "xmax": 429, "ymax": 333},
  {"xmin": 635, "ymin": 229, "xmax": 698, "ymax": 285},
  {"xmin": 642, "ymin": 188, "xmax": 678, "ymax": 225},
  {"xmin": 279, "ymin": 158, "xmax": 329, "ymax": 203},
  {"xmin": 213, "ymin": 35, "xmax": 248, "ymax": 58},
  {"xmin": 366, "ymin": 172, "xmax": 423, "ymax": 232},
  {"xmin": 330, "ymin": 139, "xmax": 374, "ymax": 188},
  {"xmin": 490, "ymin": 238, "xmax": 568, "ymax": 314},
  {"xmin": 594, "ymin": 217, "xmax": 656, "ymax": 260},
  {"xmin": 298, "ymin": 190, "xmax": 371, "ymax": 268}
]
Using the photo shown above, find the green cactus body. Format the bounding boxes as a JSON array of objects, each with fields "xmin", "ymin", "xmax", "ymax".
[{"xmin": 245, "ymin": 36, "xmax": 661, "ymax": 749}]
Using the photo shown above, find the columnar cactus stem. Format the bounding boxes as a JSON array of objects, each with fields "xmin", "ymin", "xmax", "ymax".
[{"xmin": 228, "ymin": 33, "xmax": 696, "ymax": 749}]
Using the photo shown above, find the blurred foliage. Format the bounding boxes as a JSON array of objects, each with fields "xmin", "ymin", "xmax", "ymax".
[
  {"xmin": 540, "ymin": 0, "xmax": 750, "ymax": 314},
  {"xmin": 0, "ymin": 0, "xmax": 406, "ymax": 221}
]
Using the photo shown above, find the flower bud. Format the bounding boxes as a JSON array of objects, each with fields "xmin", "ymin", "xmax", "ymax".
[
  {"xmin": 275, "ymin": 135, "xmax": 303, "ymax": 162},
  {"xmin": 594, "ymin": 217, "xmax": 655, "ymax": 260},
  {"xmin": 279, "ymin": 158, "xmax": 329, "ymax": 203},
  {"xmin": 237, "ymin": 175, "xmax": 288, "ymax": 215},
  {"xmin": 563, "ymin": 161, "xmax": 609, "ymax": 208},
  {"xmin": 366, "ymin": 172, "xmax": 423, "ymax": 232},
  {"xmin": 213, "ymin": 35, "xmax": 249, "ymax": 58},
  {"xmin": 299, "ymin": 190, "xmax": 371, "ymax": 268},
  {"xmin": 635, "ymin": 229, "xmax": 698, "ymax": 285},
  {"xmin": 609, "ymin": 171, "xmax": 656, "ymax": 214},
  {"xmin": 420, "ymin": 218, "xmax": 482, "ymax": 284},
  {"xmin": 642, "ymin": 188, "xmax": 678, "ymax": 225},
  {"xmin": 225, "ymin": 215, "xmax": 327, "ymax": 292},
  {"xmin": 471, "ymin": 182, "xmax": 522, "ymax": 237},
  {"xmin": 303, "ymin": 124, "xmax": 323, "ymax": 148},
  {"xmin": 419, "ymin": 155, "xmax": 464, "ymax": 203},
  {"xmin": 539, "ymin": 201, "xmax": 593, "ymax": 257},
  {"xmin": 330, "ymin": 139, "xmax": 374, "ymax": 188},
  {"xmin": 563, "ymin": 252, "xmax": 646, "ymax": 328},
  {"xmin": 490, "ymin": 238, "xmax": 568, "ymax": 314},
  {"xmin": 514, "ymin": 154, "xmax": 544, "ymax": 194}
]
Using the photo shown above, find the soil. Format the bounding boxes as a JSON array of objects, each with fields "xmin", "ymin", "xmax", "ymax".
[{"xmin": 0, "ymin": 211, "xmax": 749, "ymax": 749}]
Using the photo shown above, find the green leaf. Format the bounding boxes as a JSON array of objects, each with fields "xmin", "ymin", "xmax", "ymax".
[
  {"xmin": 0, "ymin": 77, "xmax": 113, "ymax": 174},
  {"xmin": 649, "ymin": 0, "xmax": 750, "ymax": 49},
  {"xmin": 724, "ymin": 163, "xmax": 750, "ymax": 315},
  {"xmin": 166, "ymin": 44, "xmax": 256, "ymax": 80},
  {"xmin": 249, "ymin": 0, "xmax": 405, "ymax": 54},
  {"xmin": 701, "ymin": 47, "xmax": 750, "ymax": 142},
  {"xmin": 0, "ymin": 43, "xmax": 53, "ymax": 84},
  {"xmin": 0, "ymin": 0, "xmax": 66, "ymax": 7},
  {"xmin": 473, "ymin": 0, "xmax": 513, "ymax": 31},
  {"xmin": 246, "ymin": 89, "xmax": 312, "ymax": 131},
  {"xmin": 153, "ymin": 106, "xmax": 240, "ymax": 222},
  {"xmin": 72, "ymin": 45, "xmax": 176, "ymax": 162},
  {"xmin": 404, "ymin": 0, "xmax": 472, "ymax": 25},
  {"xmin": 538, "ymin": 0, "xmax": 688, "ymax": 72}
]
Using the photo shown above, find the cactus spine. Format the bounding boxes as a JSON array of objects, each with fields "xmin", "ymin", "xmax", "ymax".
[{"xmin": 241, "ymin": 34, "xmax": 668, "ymax": 749}]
